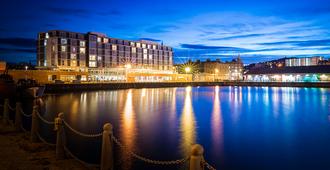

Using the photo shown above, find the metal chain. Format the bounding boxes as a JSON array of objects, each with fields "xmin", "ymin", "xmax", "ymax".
[
  {"xmin": 62, "ymin": 119, "xmax": 103, "ymax": 138},
  {"xmin": 19, "ymin": 107, "xmax": 32, "ymax": 118},
  {"xmin": 202, "ymin": 157, "xmax": 216, "ymax": 170},
  {"xmin": 36, "ymin": 132, "xmax": 56, "ymax": 146},
  {"xmin": 35, "ymin": 110, "xmax": 55, "ymax": 125},
  {"xmin": 112, "ymin": 135, "xmax": 188, "ymax": 165},
  {"xmin": 6, "ymin": 103, "xmax": 15, "ymax": 111},
  {"xmin": 63, "ymin": 146, "xmax": 100, "ymax": 168}
]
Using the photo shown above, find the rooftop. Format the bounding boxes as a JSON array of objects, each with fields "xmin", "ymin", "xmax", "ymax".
[{"xmin": 246, "ymin": 65, "xmax": 330, "ymax": 75}]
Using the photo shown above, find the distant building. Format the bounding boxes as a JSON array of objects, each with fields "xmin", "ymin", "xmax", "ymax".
[
  {"xmin": 245, "ymin": 65, "xmax": 330, "ymax": 82},
  {"xmin": 176, "ymin": 56, "xmax": 244, "ymax": 81},
  {"xmin": 285, "ymin": 56, "xmax": 324, "ymax": 67},
  {"xmin": 0, "ymin": 61, "xmax": 6, "ymax": 73},
  {"xmin": 37, "ymin": 30, "xmax": 174, "ymax": 82}
]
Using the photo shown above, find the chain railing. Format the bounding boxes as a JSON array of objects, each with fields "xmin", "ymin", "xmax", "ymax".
[
  {"xmin": 202, "ymin": 157, "xmax": 216, "ymax": 170},
  {"xmin": 35, "ymin": 110, "xmax": 54, "ymax": 125},
  {"xmin": 112, "ymin": 134, "xmax": 188, "ymax": 165},
  {"xmin": 6, "ymin": 103, "xmax": 15, "ymax": 111},
  {"xmin": 62, "ymin": 119, "xmax": 103, "ymax": 138},
  {"xmin": 3, "ymin": 98, "xmax": 217, "ymax": 170}
]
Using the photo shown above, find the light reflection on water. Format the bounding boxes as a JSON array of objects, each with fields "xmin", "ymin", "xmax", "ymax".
[{"xmin": 42, "ymin": 86, "xmax": 330, "ymax": 170}]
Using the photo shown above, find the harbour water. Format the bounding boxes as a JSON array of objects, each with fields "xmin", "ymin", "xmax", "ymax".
[{"xmin": 37, "ymin": 86, "xmax": 330, "ymax": 170}]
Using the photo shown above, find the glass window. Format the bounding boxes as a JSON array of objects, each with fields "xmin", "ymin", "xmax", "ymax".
[
  {"xmin": 130, "ymin": 42, "xmax": 135, "ymax": 46},
  {"xmin": 136, "ymin": 43, "xmax": 141, "ymax": 48},
  {"xmin": 71, "ymin": 54, "xmax": 76, "ymax": 59},
  {"xmin": 89, "ymin": 61, "xmax": 96, "ymax": 67},
  {"xmin": 80, "ymin": 41, "xmax": 85, "ymax": 47},
  {"xmin": 52, "ymin": 46, "xmax": 55, "ymax": 52},
  {"xmin": 147, "ymin": 44, "xmax": 151, "ymax": 49},
  {"xmin": 142, "ymin": 43, "xmax": 146, "ymax": 48},
  {"xmin": 97, "ymin": 37, "xmax": 102, "ymax": 43},
  {"xmin": 153, "ymin": 45, "xmax": 156, "ymax": 50},
  {"xmin": 80, "ymin": 48, "xmax": 85, "ymax": 54},
  {"xmin": 132, "ymin": 47, "xmax": 136, "ymax": 53},
  {"xmin": 112, "ymin": 44, "xmax": 117, "ymax": 51},
  {"xmin": 61, "ymin": 46, "xmax": 66, "ymax": 52},
  {"xmin": 89, "ymin": 55, "xmax": 96, "ymax": 60},
  {"xmin": 103, "ymin": 38, "xmax": 108, "ymax": 43},
  {"xmin": 143, "ymin": 49, "xmax": 148, "ymax": 54},
  {"xmin": 143, "ymin": 54, "xmax": 148, "ymax": 60},
  {"xmin": 45, "ymin": 33, "xmax": 49, "ymax": 39},
  {"xmin": 72, "ymin": 47, "xmax": 76, "ymax": 53},
  {"xmin": 98, "ymin": 56, "xmax": 102, "ymax": 61},
  {"xmin": 149, "ymin": 54, "xmax": 153, "ymax": 60},
  {"xmin": 71, "ymin": 60, "xmax": 76, "ymax": 67},
  {"xmin": 61, "ymin": 38, "xmax": 67, "ymax": 44}
]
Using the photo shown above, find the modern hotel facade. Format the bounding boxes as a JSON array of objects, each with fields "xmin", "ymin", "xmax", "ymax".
[{"xmin": 37, "ymin": 30, "xmax": 174, "ymax": 82}]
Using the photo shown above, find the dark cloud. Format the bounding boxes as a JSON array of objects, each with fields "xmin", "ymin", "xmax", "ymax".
[
  {"xmin": 258, "ymin": 39, "xmax": 330, "ymax": 47},
  {"xmin": 0, "ymin": 47, "xmax": 36, "ymax": 54},
  {"xmin": 208, "ymin": 34, "xmax": 266, "ymax": 41},
  {"xmin": 145, "ymin": 25, "xmax": 178, "ymax": 33},
  {"xmin": 0, "ymin": 38, "xmax": 36, "ymax": 48},
  {"xmin": 45, "ymin": 7, "xmax": 121, "ymax": 17},
  {"xmin": 138, "ymin": 38, "xmax": 161, "ymax": 42},
  {"xmin": 180, "ymin": 44, "xmax": 251, "ymax": 52}
]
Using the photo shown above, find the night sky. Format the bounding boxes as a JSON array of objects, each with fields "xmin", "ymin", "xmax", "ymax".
[{"xmin": 0, "ymin": 0, "xmax": 329, "ymax": 64}]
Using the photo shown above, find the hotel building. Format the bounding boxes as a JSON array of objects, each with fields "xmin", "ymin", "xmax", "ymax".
[{"xmin": 37, "ymin": 30, "xmax": 174, "ymax": 82}]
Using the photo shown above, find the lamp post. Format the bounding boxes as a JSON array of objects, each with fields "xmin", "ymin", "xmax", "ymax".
[
  {"xmin": 124, "ymin": 64, "xmax": 131, "ymax": 82},
  {"xmin": 25, "ymin": 65, "xmax": 28, "ymax": 80}
]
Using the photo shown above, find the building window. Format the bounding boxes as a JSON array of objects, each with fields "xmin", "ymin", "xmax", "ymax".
[
  {"xmin": 89, "ymin": 55, "xmax": 96, "ymax": 60},
  {"xmin": 147, "ymin": 44, "xmax": 151, "ymax": 49},
  {"xmin": 142, "ymin": 43, "xmax": 146, "ymax": 48},
  {"xmin": 97, "ymin": 37, "xmax": 102, "ymax": 43},
  {"xmin": 71, "ymin": 60, "xmax": 77, "ymax": 67},
  {"xmin": 45, "ymin": 33, "xmax": 49, "ymax": 39},
  {"xmin": 136, "ymin": 43, "xmax": 141, "ymax": 48},
  {"xmin": 143, "ymin": 54, "xmax": 148, "ymax": 60},
  {"xmin": 143, "ymin": 49, "xmax": 147, "ymax": 54},
  {"xmin": 103, "ymin": 38, "xmax": 108, "ymax": 43},
  {"xmin": 71, "ymin": 54, "xmax": 76, "ymax": 59},
  {"xmin": 80, "ymin": 41, "xmax": 85, "ymax": 47},
  {"xmin": 61, "ymin": 46, "xmax": 66, "ymax": 52},
  {"xmin": 112, "ymin": 44, "xmax": 117, "ymax": 51},
  {"xmin": 89, "ymin": 61, "xmax": 97, "ymax": 67},
  {"xmin": 61, "ymin": 38, "xmax": 67, "ymax": 44},
  {"xmin": 52, "ymin": 46, "xmax": 55, "ymax": 52},
  {"xmin": 153, "ymin": 45, "xmax": 156, "ymax": 50},
  {"xmin": 130, "ymin": 42, "xmax": 135, "ymax": 46},
  {"xmin": 80, "ymin": 48, "xmax": 85, "ymax": 54},
  {"xmin": 98, "ymin": 56, "xmax": 102, "ymax": 61},
  {"xmin": 72, "ymin": 47, "xmax": 76, "ymax": 53},
  {"xmin": 132, "ymin": 47, "xmax": 136, "ymax": 53}
]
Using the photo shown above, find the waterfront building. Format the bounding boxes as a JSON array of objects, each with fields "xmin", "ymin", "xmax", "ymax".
[
  {"xmin": 285, "ymin": 56, "xmax": 324, "ymax": 67},
  {"xmin": 244, "ymin": 65, "xmax": 330, "ymax": 82},
  {"xmin": 37, "ymin": 30, "xmax": 174, "ymax": 82},
  {"xmin": 176, "ymin": 57, "xmax": 244, "ymax": 81}
]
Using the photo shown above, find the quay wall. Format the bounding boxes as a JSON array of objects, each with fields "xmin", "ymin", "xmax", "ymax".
[{"xmin": 45, "ymin": 82, "xmax": 330, "ymax": 93}]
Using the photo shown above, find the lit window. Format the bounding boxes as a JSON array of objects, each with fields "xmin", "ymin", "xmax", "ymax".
[
  {"xmin": 89, "ymin": 55, "xmax": 96, "ymax": 60},
  {"xmin": 142, "ymin": 43, "xmax": 146, "ymax": 48},
  {"xmin": 72, "ymin": 47, "xmax": 76, "ymax": 53},
  {"xmin": 98, "ymin": 56, "xmax": 102, "ymax": 61},
  {"xmin": 136, "ymin": 43, "xmax": 141, "ymax": 48},
  {"xmin": 71, "ymin": 54, "xmax": 76, "ymax": 59},
  {"xmin": 80, "ymin": 48, "xmax": 85, "ymax": 54},
  {"xmin": 45, "ymin": 33, "xmax": 49, "ymax": 39},
  {"xmin": 132, "ymin": 47, "xmax": 136, "ymax": 53},
  {"xmin": 61, "ymin": 46, "xmax": 66, "ymax": 52},
  {"xmin": 71, "ymin": 60, "xmax": 76, "ymax": 67},
  {"xmin": 97, "ymin": 37, "xmax": 101, "ymax": 43},
  {"xmin": 61, "ymin": 39, "xmax": 67, "ymax": 44},
  {"xmin": 52, "ymin": 46, "xmax": 55, "ymax": 52},
  {"xmin": 147, "ymin": 44, "xmax": 151, "ymax": 49},
  {"xmin": 89, "ymin": 61, "xmax": 97, "ymax": 67},
  {"xmin": 130, "ymin": 42, "xmax": 135, "ymax": 46},
  {"xmin": 44, "ymin": 40, "xmax": 47, "ymax": 46},
  {"xmin": 112, "ymin": 44, "xmax": 117, "ymax": 51},
  {"xmin": 143, "ymin": 49, "xmax": 147, "ymax": 54},
  {"xmin": 153, "ymin": 45, "xmax": 156, "ymax": 49},
  {"xmin": 143, "ymin": 54, "xmax": 148, "ymax": 59},
  {"xmin": 149, "ymin": 54, "xmax": 152, "ymax": 60},
  {"xmin": 80, "ymin": 41, "xmax": 85, "ymax": 47},
  {"xmin": 103, "ymin": 38, "xmax": 108, "ymax": 43}
]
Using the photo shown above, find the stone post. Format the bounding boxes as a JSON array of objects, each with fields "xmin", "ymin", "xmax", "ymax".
[
  {"xmin": 55, "ymin": 112, "xmax": 65, "ymax": 159},
  {"xmin": 189, "ymin": 144, "xmax": 204, "ymax": 170},
  {"xmin": 31, "ymin": 105, "xmax": 39, "ymax": 142},
  {"xmin": 100, "ymin": 123, "xmax": 113, "ymax": 170},
  {"xmin": 15, "ymin": 102, "xmax": 22, "ymax": 131},
  {"xmin": 2, "ymin": 99, "xmax": 10, "ymax": 124}
]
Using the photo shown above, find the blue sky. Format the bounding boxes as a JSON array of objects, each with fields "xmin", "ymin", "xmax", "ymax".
[{"xmin": 0, "ymin": 0, "xmax": 329, "ymax": 64}]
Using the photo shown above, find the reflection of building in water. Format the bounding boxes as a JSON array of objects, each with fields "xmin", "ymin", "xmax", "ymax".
[
  {"xmin": 211, "ymin": 86, "xmax": 224, "ymax": 159},
  {"xmin": 119, "ymin": 89, "xmax": 137, "ymax": 170},
  {"xmin": 179, "ymin": 86, "xmax": 196, "ymax": 156}
]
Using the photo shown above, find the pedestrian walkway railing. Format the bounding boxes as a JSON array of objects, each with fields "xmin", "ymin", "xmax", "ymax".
[{"xmin": 2, "ymin": 98, "xmax": 216, "ymax": 170}]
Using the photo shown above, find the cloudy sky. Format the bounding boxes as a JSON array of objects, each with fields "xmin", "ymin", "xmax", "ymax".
[{"xmin": 0, "ymin": 0, "xmax": 329, "ymax": 64}]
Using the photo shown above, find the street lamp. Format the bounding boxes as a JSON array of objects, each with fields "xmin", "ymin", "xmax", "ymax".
[
  {"xmin": 185, "ymin": 67, "xmax": 191, "ymax": 73},
  {"xmin": 25, "ymin": 65, "xmax": 28, "ymax": 80}
]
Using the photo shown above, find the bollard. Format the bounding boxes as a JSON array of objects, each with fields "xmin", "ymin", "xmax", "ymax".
[
  {"xmin": 15, "ymin": 102, "xmax": 22, "ymax": 131},
  {"xmin": 3, "ymin": 99, "xmax": 10, "ymax": 124},
  {"xmin": 189, "ymin": 144, "xmax": 204, "ymax": 170},
  {"xmin": 31, "ymin": 105, "xmax": 39, "ymax": 142},
  {"xmin": 55, "ymin": 112, "xmax": 65, "ymax": 159},
  {"xmin": 100, "ymin": 123, "xmax": 114, "ymax": 170}
]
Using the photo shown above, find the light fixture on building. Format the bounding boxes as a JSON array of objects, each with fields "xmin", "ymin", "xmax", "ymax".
[{"xmin": 185, "ymin": 67, "xmax": 191, "ymax": 73}]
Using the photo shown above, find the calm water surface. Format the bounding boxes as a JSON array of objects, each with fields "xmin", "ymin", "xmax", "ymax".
[{"xmin": 39, "ymin": 86, "xmax": 330, "ymax": 170}]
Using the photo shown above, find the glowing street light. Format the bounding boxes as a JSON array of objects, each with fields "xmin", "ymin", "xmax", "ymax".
[
  {"xmin": 125, "ymin": 64, "xmax": 132, "ymax": 69},
  {"xmin": 185, "ymin": 67, "xmax": 191, "ymax": 73},
  {"xmin": 214, "ymin": 69, "xmax": 219, "ymax": 73}
]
